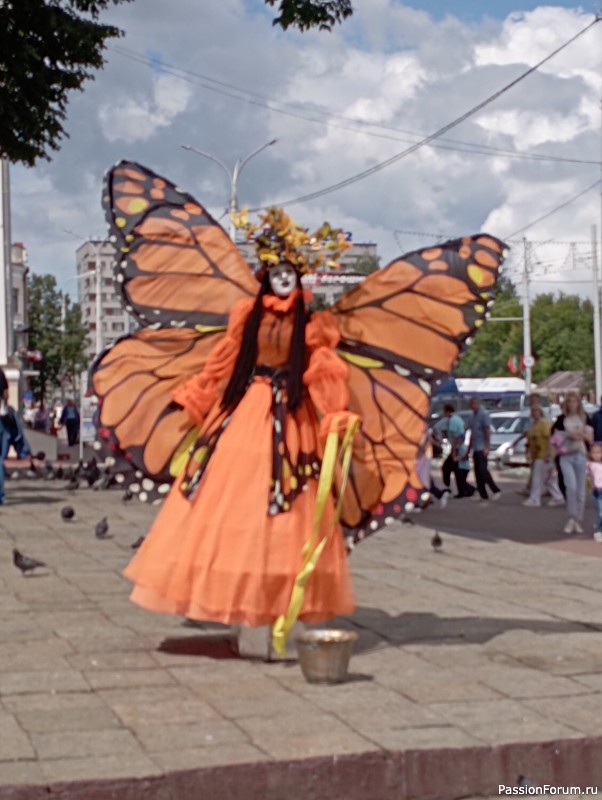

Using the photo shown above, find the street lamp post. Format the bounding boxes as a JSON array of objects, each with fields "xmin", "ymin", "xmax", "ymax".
[{"xmin": 180, "ymin": 139, "xmax": 277, "ymax": 241}]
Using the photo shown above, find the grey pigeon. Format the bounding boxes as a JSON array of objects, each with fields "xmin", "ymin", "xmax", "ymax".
[
  {"xmin": 66, "ymin": 477, "xmax": 79, "ymax": 491},
  {"xmin": 13, "ymin": 549, "xmax": 46, "ymax": 576},
  {"xmin": 431, "ymin": 531, "xmax": 443, "ymax": 552},
  {"xmin": 122, "ymin": 488, "xmax": 133, "ymax": 503},
  {"xmin": 92, "ymin": 471, "xmax": 114, "ymax": 491},
  {"xmin": 95, "ymin": 517, "xmax": 110, "ymax": 539},
  {"xmin": 61, "ymin": 506, "xmax": 75, "ymax": 521},
  {"xmin": 55, "ymin": 466, "xmax": 64, "ymax": 480}
]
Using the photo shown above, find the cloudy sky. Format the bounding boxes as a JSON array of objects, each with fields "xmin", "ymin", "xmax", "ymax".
[{"xmin": 10, "ymin": 0, "xmax": 602, "ymax": 299}]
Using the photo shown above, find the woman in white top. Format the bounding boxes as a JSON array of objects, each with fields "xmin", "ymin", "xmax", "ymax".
[{"xmin": 551, "ymin": 392, "xmax": 593, "ymax": 534}]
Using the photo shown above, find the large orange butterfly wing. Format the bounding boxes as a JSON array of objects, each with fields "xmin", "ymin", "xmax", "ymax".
[
  {"xmin": 104, "ymin": 161, "xmax": 258, "ymax": 328},
  {"xmin": 91, "ymin": 161, "xmax": 259, "ymax": 499},
  {"xmin": 91, "ymin": 328, "xmax": 225, "ymax": 502},
  {"xmin": 332, "ymin": 234, "xmax": 507, "ymax": 542}
]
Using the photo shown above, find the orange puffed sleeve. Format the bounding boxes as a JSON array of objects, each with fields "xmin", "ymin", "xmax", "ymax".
[
  {"xmin": 304, "ymin": 310, "xmax": 350, "ymax": 418},
  {"xmin": 172, "ymin": 298, "xmax": 254, "ymax": 425}
]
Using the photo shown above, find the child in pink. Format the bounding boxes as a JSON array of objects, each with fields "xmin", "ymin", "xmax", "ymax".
[{"xmin": 587, "ymin": 443, "xmax": 602, "ymax": 543}]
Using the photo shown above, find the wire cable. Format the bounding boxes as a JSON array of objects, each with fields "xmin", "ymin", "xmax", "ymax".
[
  {"xmin": 244, "ymin": 16, "xmax": 600, "ymax": 210},
  {"xmin": 110, "ymin": 43, "xmax": 600, "ymax": 169},
  {"xmin": 504, "ymin": 179, "xmax": 601, "ymax": 238}
]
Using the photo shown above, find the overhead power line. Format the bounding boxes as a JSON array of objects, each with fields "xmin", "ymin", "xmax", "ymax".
[
  {"xmin": 505, "ymin": 179, "xmax": 601, "ymax": 238},
  {"xmin": 110, "ymin": 44, "xmax": 600, "ymax": 169},
  {"xmin": 244, "ymin": 16, "xmax": 600, "ymax": 210}
]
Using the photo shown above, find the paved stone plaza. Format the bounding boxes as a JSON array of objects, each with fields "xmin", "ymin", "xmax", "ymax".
[{"xmin": 1, "ymin": 470, "xmax": 601, "ymax": 799}]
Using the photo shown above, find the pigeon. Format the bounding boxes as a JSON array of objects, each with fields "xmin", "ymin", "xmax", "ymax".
[
  {"xmin": 13, "ymin": 548, "xmax": 46, "ymax": 576},
  {"xmin": 81, "ymin": 458, "xmax": 101, "ymax": 488},
  {"xmin": 431, "ymin": 531, "xmax": 443, "ymax": 552},
  {"xmin": 92, "ymin": 471, "xmax": 114, "ymax": 491},
  {"xmin": 61, "ymin": 506, "xmax": 75, "ymax": 521},
  {"xmin": 122, "ymin": 488, "xmax": 134, "ymax": 503},
  {"xmin": 66, "ymin": 477, "xmax": 79, "ymax": 492},
  {"xmin": 131, "ymin": 535, "xmax": 145, "ymax": 549},
  {"xmin": 55, "ymin": 466, "xmax": 64, "ymax": 480},
  {"xmin": 95, "ymin": 517, "xmax": 110, "ymax": 539}
]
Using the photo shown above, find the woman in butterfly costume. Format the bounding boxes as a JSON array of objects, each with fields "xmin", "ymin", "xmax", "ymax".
[{"xmin": 92, "ymin": 162, "xmax": 506, "ymax": 655}]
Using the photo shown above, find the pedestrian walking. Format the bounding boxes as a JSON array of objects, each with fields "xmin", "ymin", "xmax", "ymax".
[
  {"xmin": 59, "ymin": 399, "xmax": 80, "ymax": 447},
  {"xmin": 0, "ymin": 367, "xmax": 9, "ymax": 506},
  {"xmin": 453, "ymin": 441, "xmax": 475, "ymax": 498},
  {"xmin": 466, "ymin": 396, "xmax": 501, "ymax": 502},
  {"xmin": 550, "ymin": 392, "xmax": 593, "ymax": 535},
  {"xmin": 438, "ymin": 403, "xmax": 466, "ymax": 495},
  {"xmin": 514, "ymin": 393, "xmax": 543, "ymax": 497},
  {"xmin": 416, "ymin": 430, "xmax": 450, "ymax": 510},
  {"xmin": 522, "ymin": 406, "xmax": 563, "ymax": 507},
  {"xmin": 586, "ymin": 442, "xmax": 602, "ymax": 543},
  {"xmin": 591, "ymin": 397, "xmax": 602, "ymax": 444}
]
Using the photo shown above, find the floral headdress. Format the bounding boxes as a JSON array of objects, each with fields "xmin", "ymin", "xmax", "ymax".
[{"xmin": 231, "ymin": 206, "xmax": 352, "ymax": 274}]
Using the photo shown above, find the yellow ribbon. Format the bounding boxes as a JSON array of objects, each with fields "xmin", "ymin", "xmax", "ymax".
[{"xmin": 271, "ymin": 415, "xmax": 360, "ymax": 657}]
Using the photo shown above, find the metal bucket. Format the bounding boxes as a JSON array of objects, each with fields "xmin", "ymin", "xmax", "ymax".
[{"xmin": 295, "ymin": 629, "xmax": 359, "ymax": 684}]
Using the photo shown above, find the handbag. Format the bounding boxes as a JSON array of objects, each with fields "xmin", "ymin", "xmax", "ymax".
[{"xmin": 549, "ymin": 430, "xmax": 567, "ymax": 456}]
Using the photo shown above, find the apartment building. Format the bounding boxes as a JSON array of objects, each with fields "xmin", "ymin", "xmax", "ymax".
[{"xmin": 75, "ymin": 241, "xmax": 131, "ymax": 362}]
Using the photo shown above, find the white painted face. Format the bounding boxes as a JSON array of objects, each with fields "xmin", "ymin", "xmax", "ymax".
[{"xmin": 268, "ymin": 265, "xmax": 297, "ymax": 298}]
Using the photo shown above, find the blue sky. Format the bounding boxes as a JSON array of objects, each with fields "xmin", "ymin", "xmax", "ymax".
[
  {"xmin": 10, "ymin": 0, "xmax": 602, "ymax": 299},
  {"xmin": 401, "ymin": 1, "xmax": 593, "ymax": 20}
]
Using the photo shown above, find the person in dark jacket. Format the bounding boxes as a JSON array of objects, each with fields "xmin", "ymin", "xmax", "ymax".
[
  {"xmin": 59, "ymin": 399, "xmax": 80, "ymax": 447},
  {"xmin": 592, "ymin": 397, "xmax": 602, "ymax": 443}
]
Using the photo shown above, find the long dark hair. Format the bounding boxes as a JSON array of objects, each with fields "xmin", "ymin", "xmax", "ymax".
[{"xmin": 222, "ymin": 270, "xmax": 309, "ymax": 411}]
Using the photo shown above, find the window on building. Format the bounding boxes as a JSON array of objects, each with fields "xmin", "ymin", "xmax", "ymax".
[
  {"xmin": 12, "ymin": 287, "xmax": 19, "ymax": 313},
  {"xmin": 112, "ymin": 322, "xmax": 125, "ymax": 332}
]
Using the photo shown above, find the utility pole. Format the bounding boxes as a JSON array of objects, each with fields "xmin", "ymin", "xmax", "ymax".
[
  {"xmin": 593, "ymin": 225, "xmax": 602, "ymax": 401},
  {"xmin": 0, "ymin": 159, "xmax": 13, "ymax": 366},
  {"xmin": 522, "ymin": 238, "xmax": 533, "ymax": 394}
]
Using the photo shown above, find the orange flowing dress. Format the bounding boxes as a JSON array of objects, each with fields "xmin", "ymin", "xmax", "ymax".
[{"xmin": 124, "ymin": 290, "xmax": 355, "ymax": 627}]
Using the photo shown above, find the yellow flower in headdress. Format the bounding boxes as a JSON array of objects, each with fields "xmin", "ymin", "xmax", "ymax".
[{"xmin": 231, "ymin": 205, "xmax": 352, "ymax": 274}]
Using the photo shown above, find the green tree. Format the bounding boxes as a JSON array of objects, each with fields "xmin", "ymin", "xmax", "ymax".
[
  {"xmin": 0, "ymin": 0, "xmax": 132, "ymax": 165},
  {"xmin": 354, "ymin": 254, "xmax": 380, "ymax": 275},
  {"xmin": 61, "ymin": 295, "xmax": 90, "ymax": 391},
  {"xmin": 28, "ymin": 274, "xmax": 63, "ymax": 400},
  {"xmin": 266, "ymin": 0, "xmax": 353, "ymax": 31},
  {"xmin": 27, "ymin": 273, "xmax": 89, "ymax": 401},
  {"xmin": 456, "ymin": 277, "xmax": 522, "ymax": 377},
  {"xmin": 455, "ymin": 278, "xmax": 594, "ymax": 382},
  {"xmin": 1, "ymin": 1, "xmax": 354, "ymax": 165},
  {"xmin": 530, "ymin": 293, "xmax": 593, "ymax": 383}
]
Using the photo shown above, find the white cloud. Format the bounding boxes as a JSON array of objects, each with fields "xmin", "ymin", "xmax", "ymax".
[
  {"xmin": 9, "ymin": 0, "xmax": 602, "ymax": 302},
  {"xmin": 98, "ymin": 73, "xmax": 192, "ymax": 143},
  {"xmin": 475, "ymin": 108, "xmax": 588, "ymax": 148}
]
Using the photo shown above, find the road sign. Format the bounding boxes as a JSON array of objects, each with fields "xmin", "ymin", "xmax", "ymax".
[{"xmin": 523, "ymin": 356, "xmax": 535, "ymax": 368}]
